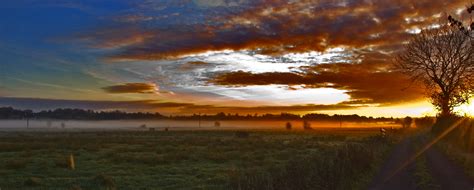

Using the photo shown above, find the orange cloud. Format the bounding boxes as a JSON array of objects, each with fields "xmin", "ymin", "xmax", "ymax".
[
  {"xmin": 102, "ymin": 83, "xmax": 157, "ymax": 94},
  {"xmin": 210, "ymin": 59, "xmax": 426, "ymax": 105}
]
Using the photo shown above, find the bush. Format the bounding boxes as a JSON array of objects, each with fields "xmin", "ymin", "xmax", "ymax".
[
  {"xmin": 285, "ymin": 122, "xmax": 292, "ymax": 130},
  {"xmin": 431, "ymin": 115, "xmax": 460, "ymax": 134}
]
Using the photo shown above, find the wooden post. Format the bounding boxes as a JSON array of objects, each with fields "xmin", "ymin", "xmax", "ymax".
[{"xmin": 69, "ymin": 154, "xmax": 75, "ymax": 170}]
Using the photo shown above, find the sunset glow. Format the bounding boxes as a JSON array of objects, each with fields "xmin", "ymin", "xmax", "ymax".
[{"xmin": 456, "ymin": 99, "xmax": 474, "ymax": 117}]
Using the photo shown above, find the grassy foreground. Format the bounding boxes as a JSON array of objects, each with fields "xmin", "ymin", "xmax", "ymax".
[{"xmin": 0, "ymin": 129, "xmax": 392, "ymax": 189}]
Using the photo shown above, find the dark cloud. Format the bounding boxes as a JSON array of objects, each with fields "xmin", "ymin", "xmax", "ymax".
[
  {"xmin": 102, "ymin": 83, "xmax": 157, "ymax": 94},
  {"xmin": 81, "ymin": 0, "xmax": 466, "ymax": 60}
]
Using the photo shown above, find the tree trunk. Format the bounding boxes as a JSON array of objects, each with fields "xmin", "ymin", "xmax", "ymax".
[{"xmin": 440, "ymin": 96, "xmax": 451, "ymax": 117}]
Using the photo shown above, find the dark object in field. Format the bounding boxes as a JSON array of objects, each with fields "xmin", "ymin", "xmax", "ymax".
[
  {"xmin": 215, "ymin": 121, "xmax": 221, "ymax": 127},
  {"xmin": 139, "ymin": 124, "xmax": 147, "ymax": 129},
  {"xmin": 149, "ymin": 128, "xmax": 155, "ymax": 132},
  {"xmin": 235, "ymin": 131, "xmax": 250, "ymax": 138},
  {"xmin": 164, "ymin": 127, "xmax": 169, "ymax": 131},
  {"xmin": 303, "ymin": 121, "xmax": 312, "ymax": 130},
  {"xmin": 286, "ymin": 122, "xmax": 292, "ymax": 130},
  {"xmin": 93, "ymin": 174, "xmax": 116, "ymax": 190},
  {"xmin": 25, "ymin": 177, "xmax": 41, "ymax": 186},
  {"xmin": 61, "ymin": 122, "xmax": 66, "ymax": 128}
]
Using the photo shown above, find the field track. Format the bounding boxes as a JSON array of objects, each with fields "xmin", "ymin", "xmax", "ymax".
[{"xmin": 369, "ymin": 135, "xmax": 474, "ymax": 190}]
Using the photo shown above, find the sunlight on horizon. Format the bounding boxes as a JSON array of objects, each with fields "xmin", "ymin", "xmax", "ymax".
[{"xmin": 455, "ymin": 98, "xmax": 474, "ymax": 117}]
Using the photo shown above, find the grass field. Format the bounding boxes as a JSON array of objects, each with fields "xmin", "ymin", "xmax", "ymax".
[{"xmin": 0, "ymin": 129, "xmax": 393, "ymax": 190}]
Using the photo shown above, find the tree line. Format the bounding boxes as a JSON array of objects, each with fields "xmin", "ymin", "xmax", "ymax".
[{"xmin": 0, "ymin": 107, "xmax": 399, "ymax": 122}]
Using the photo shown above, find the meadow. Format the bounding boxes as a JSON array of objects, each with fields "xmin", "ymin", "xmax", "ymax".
[{"xmin": 0, "ymin": 127, "xmax": 393, "ymax": 190}]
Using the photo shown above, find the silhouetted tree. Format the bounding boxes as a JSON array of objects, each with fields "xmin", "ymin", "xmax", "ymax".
[
  {"xmin": 303, "ymin": 121, "xmax": 312, "ymax": 130},
  {"xmin": 402, "ymin": 117, "xmax": 412, "ymax": 128},
  {"xmin": 448, "ymin": 4, "xmax": 474, "ymax": 38},
  {"xmin": 396, "ymin": 26, "xmax": 474, "ymax": 116}
]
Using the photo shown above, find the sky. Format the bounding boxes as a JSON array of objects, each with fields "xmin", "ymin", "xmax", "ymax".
[{"xmin": 0, "ymin": 0, "xmax": 471, "ymax": 117}]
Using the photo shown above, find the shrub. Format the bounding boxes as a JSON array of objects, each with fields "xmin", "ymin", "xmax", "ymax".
[
  {"xmin": 285, "ymin": 122, "xmax": 292, "ymax": 130},
  {"xmin": 431, "ymin": 115, "xmax": 460, "ymax": 134}
]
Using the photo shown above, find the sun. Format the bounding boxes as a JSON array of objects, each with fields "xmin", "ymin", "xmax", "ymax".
[{"xmin": 456, "ymin": 99, "xmax": 474, "ymax": 117}]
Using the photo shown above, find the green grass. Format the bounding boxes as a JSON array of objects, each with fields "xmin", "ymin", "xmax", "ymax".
[
  {"xmin": 412, "ymin": 135, "xmax": 440, "ymax": 190},
  {"xmin": 0, "ymin": 129, "xmax": 392, "ymax": 189}
]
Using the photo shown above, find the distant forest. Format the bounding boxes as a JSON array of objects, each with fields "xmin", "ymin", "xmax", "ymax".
[{"xmin": 0, "ymin": 107, "xmax": 401, "ymax": 122}]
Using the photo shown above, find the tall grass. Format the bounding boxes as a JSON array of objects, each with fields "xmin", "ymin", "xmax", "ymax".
[{"xmin": 228, "ymin": 137, "xmax": 391, "ymax": 190}]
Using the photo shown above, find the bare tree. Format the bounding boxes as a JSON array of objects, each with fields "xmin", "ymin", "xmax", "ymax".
[
  {"xmin": 448, "ymin": 4, "xmax": 474, "ymax": 38},
  {"xmin": 396, "ymin": 26, "xmax": 474, "ymax": 116}
]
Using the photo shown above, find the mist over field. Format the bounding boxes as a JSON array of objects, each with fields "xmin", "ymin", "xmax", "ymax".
[{"xmin": 0, "ymin": 120, "xmax": 400, "ymax": 131}]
